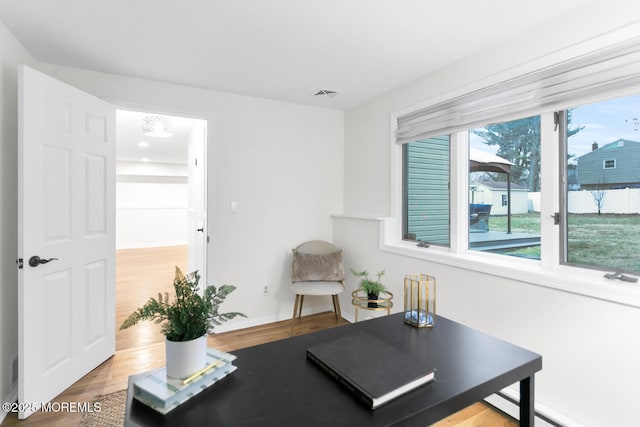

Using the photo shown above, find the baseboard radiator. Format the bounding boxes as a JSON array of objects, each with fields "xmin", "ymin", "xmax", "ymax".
[{"xmin": 484, "ymin": 388, "xmax": 584, "ymax": 427}]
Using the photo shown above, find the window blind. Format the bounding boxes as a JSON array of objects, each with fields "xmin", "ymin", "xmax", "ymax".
[{"xmin": 396, "ymin": 38, "xmax": 640, "ymax": 144}]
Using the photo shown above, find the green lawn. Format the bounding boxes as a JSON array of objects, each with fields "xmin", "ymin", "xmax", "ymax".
[
  {"xmin": 489, "ymin": 213, "xmax": 540, "ymax": 234},
  {"xmin": 567, "ymin": 214, "xmax": 640, "ymax": 271},
  {"xmin": 481, "ymin": 213, "xmax": 640, "ymax": 271}
]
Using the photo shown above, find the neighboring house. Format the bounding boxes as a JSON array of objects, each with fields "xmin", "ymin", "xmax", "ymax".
[
  {"xmin": 469, "ymin": 175, "xmax": 529, "ymax": 215},
  {"xmin": 405, "ymin": 135, "xmax": 450, "ymax": 244},
  {"xmin": 576, "ymin": 139, "xmax": 640, "ymax": 190}
]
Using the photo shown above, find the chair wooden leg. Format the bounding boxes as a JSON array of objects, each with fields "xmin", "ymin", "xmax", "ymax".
[
  {"xmin": 292, "ymin": 295, "xmax": 300, "ymax": 320},
  {"xmin": 332, "ymin": 295, "xmax": 342, "ymax": 325},
  {"xmin": 291, "ymin": 295, "xmax": 306, "ymax": 335},
  {"xmin": 298, "ymin": 295, "xmax": 304, "ymax": 318},
  {"xmin": 291, "ymin": 294, "xmax": 300, "ymax": 335}
]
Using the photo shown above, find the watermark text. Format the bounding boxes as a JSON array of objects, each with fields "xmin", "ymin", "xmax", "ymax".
[{"xmin": 2, "ymin": 401, "xmax": 101, "ymax": 413}]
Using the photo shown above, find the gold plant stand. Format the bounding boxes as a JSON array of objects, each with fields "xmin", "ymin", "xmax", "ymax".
[{"xmin": 351, "ymin": 289, "xmax": 393, "ymax": 322}]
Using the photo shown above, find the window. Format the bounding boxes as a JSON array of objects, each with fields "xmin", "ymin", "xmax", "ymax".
[
  {"xmin": 563, "ymin": 93, "xmax": 640, "ymax": 273},
  {"xmin": 403, "ymin": 97, "xmax": 640, "ymax": 272},
  {"xmin": 393, "ymin": 37, "xmax": 640, "ymax": 304},
  {"xmin": 403, "ymin": 115, "xmax": 541, "ymax": 260},
  {"xmin": 403, "ymin": 135, "xmax": 450, "ymax": 246},
  {"xmin": 469, "ymin": 116, "xmax": 541, "ymax": 259}
]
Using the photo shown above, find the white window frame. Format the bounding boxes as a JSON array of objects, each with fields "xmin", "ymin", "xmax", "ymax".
[
  {"xmin": 385, "ymin": 91, "xmax": 640, "ymax": 310},
  {"xmin": 603, "ymin": 159, "xmax": 616, "ymax": 169}
]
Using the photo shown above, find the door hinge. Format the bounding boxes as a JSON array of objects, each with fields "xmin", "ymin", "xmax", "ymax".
[
  {"xmin": 551, "ymin": 212, "xmax": 560, "ymax": 225},
  {"xmin": 16, "ymin": 258, "xmax": 23, "ymax": 269}
]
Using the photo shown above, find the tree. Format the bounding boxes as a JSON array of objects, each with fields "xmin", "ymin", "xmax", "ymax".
[
  {"xmin": 472, "ymin": 111, "xmax": 583, "ymax": 192},
  {"xmin": 472, "ymin": 116, "xmax": 540, "ymax": 190},
  {"xmin": 591, "ymin": 187, "xmax": 606, "ymax": 215},
  {"xmin": 566, "ymin": 110, "xmax": 584, "ymax": 139},
  {"xmin": 589, "ymin": 167, "xmax": 608, "ymax": 215}
]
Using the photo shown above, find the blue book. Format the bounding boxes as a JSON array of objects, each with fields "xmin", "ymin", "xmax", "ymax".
[{"xmin": 133, "ymin": 347, "xmax": 237, "ymax": 414}]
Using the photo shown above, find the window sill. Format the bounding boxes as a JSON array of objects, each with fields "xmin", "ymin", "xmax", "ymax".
[{"xmin": 380, "ymin": 238, "xmax": 640, "ymax": 309}]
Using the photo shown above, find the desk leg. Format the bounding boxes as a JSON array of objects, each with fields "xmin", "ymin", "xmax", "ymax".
[{"xmin": 519, "ymin": 375, "xmax": 534, "ymax": 427}]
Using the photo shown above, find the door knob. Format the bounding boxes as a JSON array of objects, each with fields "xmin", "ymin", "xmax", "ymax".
[
  {"xmin": 28, "ymin": 256, "xmax": 59, "ymax": 267},
  {"xmin": 197, "ymin": 227, "xmax": 204, "ymax": 232}
]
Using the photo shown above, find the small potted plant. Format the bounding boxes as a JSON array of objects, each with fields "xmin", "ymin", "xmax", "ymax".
[
  {"xmin": 351, "ymin": 269, "xmax": 386, "ymax": 308},
  {"xmin": 120, "ymin": 266, "xmax": 246, "ymax": 379}
]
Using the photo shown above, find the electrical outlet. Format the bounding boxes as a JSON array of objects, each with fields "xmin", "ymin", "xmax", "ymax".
[{"xmin": 263, "ymin": 285, "xmax": 268, "ymax": 296}]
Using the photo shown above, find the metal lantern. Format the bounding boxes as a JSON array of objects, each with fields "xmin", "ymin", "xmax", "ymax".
[{"xmin": 403, "ymin": 274, "xmax": 436, "ymax": 328}]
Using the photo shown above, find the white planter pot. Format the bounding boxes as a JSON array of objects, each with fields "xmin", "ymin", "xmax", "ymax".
[{"xmin": 165, "ymin": 335, "xmax": 207, "ymax": 379}]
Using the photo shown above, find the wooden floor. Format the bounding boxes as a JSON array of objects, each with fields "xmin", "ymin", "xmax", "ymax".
[
  {"xmin": 2, "ymin": 245, "xmax": 515, "ymax": 427},
  {"xmin": 115, "ymin": 246, "xmax": 189, "ymax": 351}
]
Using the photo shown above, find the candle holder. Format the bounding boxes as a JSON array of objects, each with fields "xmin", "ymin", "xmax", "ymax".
[{"xmin": 403, "ymin": 274, "xmax": 436, "ymax": 328}]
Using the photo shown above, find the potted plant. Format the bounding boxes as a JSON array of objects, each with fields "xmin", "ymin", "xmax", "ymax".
[
  {"xmin": 351, "ymin": 269, "xmax": 386, "ymax": 308},
  {"xmin": 120, "ymin": 266, "xmax": 246, "ymax": 379}
]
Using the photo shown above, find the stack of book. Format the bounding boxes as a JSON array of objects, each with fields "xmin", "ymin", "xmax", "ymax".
[{"xmin": 133, "ymin": 347, "xmax": 237, "ymax": 414}]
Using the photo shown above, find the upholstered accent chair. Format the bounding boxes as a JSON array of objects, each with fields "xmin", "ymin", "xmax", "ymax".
[{"xmin": 290, "ymin": 240, "xmax": 344, "ymax": 333}]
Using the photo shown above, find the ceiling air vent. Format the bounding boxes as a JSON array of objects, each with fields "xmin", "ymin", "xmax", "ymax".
[{"xmin": 313, "ymin": 88, "xmax": 341, "ymax": 98}]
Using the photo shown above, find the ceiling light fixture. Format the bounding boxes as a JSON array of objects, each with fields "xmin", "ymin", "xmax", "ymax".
[{"xmin": 142, "ymin": 115, "xmax": 172, "ymax": 138}]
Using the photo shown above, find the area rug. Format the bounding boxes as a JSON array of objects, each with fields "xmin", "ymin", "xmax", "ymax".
[{"xmin": 79, "ymin": 389, "xmax": 126, "ymax": 426}]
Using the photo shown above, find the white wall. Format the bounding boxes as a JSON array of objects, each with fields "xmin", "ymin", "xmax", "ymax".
[
  {"xmin": 0, "ymin": 25, "xmax": 342, "ymax": 418},
  {"xmin": 0, "ymin": 20, "xmax": 37, "ymax": 421},
  {"xmin": 37, "ymin": 63, "xmax": 345, "ymax": 328},
  {"xmin": 116, "ymin": 161, "xmax": 189, "ymax": 249},
  {"xmin": 339, "ymin": 3, "xmax": 640, "ymax": 426},
  {"xmin": 116, "ymin": 178, "xmax": 188, "ymax": 249}
]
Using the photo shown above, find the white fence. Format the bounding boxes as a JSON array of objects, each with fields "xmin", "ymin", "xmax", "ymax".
[{"xmin": 528, "ymin": 188, "xmax": 640, "ymax": 214}]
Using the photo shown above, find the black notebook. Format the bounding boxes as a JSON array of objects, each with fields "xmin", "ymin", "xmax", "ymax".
[{"xmin": 306, "ymin": 330, "xmax": 435, "ymax": 410}]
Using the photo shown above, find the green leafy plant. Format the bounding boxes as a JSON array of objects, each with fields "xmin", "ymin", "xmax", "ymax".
[
  {"xmin": 120, "ymin": 266, "xmax": 246, "ymax": 342},
  {"xmin": 350, "ymin": 269, "xmax": 386, "ymax": 295}
]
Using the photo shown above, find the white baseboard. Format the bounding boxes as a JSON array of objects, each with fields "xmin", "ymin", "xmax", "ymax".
[
  {"xmin": 213, "ymin": 313, "xmax": 293, "ymax": 334},
  {"xmin": 485, "ymin": 387, "xmax": 584, "ymax": 427},
  {"xmin": 115, "ymin": 241, "xmax": 187, "ymax": 250},
  {"xmin": 213, "ymin": 305, "xmax": 339, "ymax": 334},
  {"xmin": 214, "ymin": 307, "xmax": 398, "ymax": 333},
  {"xmin": 341, "ymin": 312, "xmax": 356, "ymax": 324},
  {"xmin": 0, "ymin": 388, "xmax": 18, "ymax": 424}
]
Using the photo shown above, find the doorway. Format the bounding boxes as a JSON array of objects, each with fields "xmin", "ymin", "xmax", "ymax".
[{"xmin": 114, "ymin": 109, "xmax": 208, "ymax": 351}]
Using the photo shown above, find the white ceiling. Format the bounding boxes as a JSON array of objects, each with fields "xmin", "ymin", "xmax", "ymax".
[
  {"xmin": 1, "ymin": 0, "xmax": 591, "ymax": 164},
  {"xmin": 116, "ymin": 110, "xmax": 204, "ymax": 164},
  {"xmin": 0, "ymin": 0, "xmax": 590, "ymax": 111}
]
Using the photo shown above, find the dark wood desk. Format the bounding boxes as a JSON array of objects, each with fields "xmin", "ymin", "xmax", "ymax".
[{"xmin": 125, "ymin": 314, "xmax": 542, "ymax": 426}]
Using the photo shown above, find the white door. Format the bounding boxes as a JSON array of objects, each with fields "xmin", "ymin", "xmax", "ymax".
[
  {"xmin": 17, "ymin": 65, "xmax": 116, "ymax": 418},
  {"xmin": 187, "ymin": 121, "xmax": 207, "ymax": 284}
]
